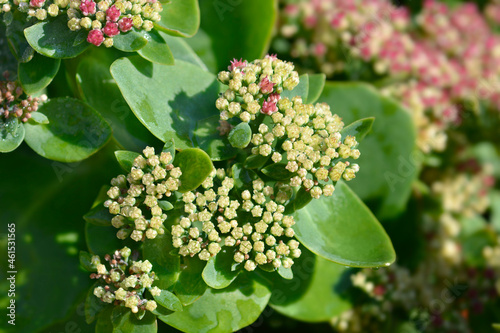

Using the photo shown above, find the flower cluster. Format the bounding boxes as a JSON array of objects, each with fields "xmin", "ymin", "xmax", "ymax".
[
  {"xmin": 216, "ymin": 55, "xmax": 300, "ymax": 121},
  {"xmin": 171, "ymin": 169, "xmax": 301, "ymax": 271},
  {"xmin": 217, "ymin": 57, "xmax": 360, "ymax": 199},
  {"xmin": 104, "ymin": 146, "xmax": 181, "ymax": 242},
  {"xmin": 90, "ymin": 247, "xmax": 160, "ymax": 313},
  {"xmin": 12, "ymin": 0, "xmax": 162, "ymax": 47},
  {"xmin": 0, "ymin": 74, "xmax": 46, "ymax": 122},
  {"xmin": 276, "ymin": 0, "xmax": 500, "ymax": 153}
]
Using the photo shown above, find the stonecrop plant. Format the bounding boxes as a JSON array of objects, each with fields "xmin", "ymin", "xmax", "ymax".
[{"xmin": 3, "ymin": 1, "xmax": 500, "ymax": 333}]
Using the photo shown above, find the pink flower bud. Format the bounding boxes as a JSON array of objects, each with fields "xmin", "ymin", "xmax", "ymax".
[
  {"xmin": 30, "ymin": 0, "xmax": 45, "ymax": 8},
  {"xmin": 118, "ymin": 17, "xmax": 133, "ymax": 32},
  {"xmin": 103, "ymin": 22, "xmax": 120, "ymax": 37},
  {"xmin": 106, "ymin": 5, "xmax": 121, "ymax": 22},
  {"xmin": 80, "ymin": 0, "xmax": 96, "ymax": 16},
  {"xmin": 261, "ymin": 101, "xmax": 277, "ymax": 115},
  {"xmin": 259, "ymin": 77, "xmax": 275, "ymax": 94},
  {"xmin": 228, "ymin": 58, "xmax": 247, "ymax": 71},
  {"xmin": 267, "ymin": 93, "xmax": 281, "ymax": 103},
  {"xmin": 87, "ymin": 29, "xmax": 104, "ymax": 46}
]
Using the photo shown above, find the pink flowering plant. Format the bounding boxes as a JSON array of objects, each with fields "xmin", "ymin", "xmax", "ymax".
[{"xmin": 3, "ymin": 0, "xmax": 500, "ymax": 333}]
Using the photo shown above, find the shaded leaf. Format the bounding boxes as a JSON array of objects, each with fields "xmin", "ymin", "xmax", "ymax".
[
  {"xmin": 113, "ymin": 29, "xmax": 148, "ymax": 52},
  {"xmin": 153, "ymin": 290, "xmax": 183, "ymax": 312},
  {"xmin": 228, "ymin": 122, "xmax": 252, "ymax": 149},
  {"xmin": 306, "ymin": 73, "xmax": 326, "ymax": 104},
  {"xmin": 115, "ymin": 150, "xmax": 141, "ymax": 173},
  {"xmin": 156, "ymin": 0, "xmax": 200, "ymax": 37},
  {"xmin": 174, "ymin": 148, "xmax": 213, "ymax": 192},
  {"xmin": 137, "ymin": 30, "xmax": 174, "ymax": 65},
  {"xmin": 18, "ymin": 52, "xmax": 60, "ymax": 94},
  {"xmin": 143, "ymin": 232, "xmax": 180, "ymax": 290},
  {"xmin": 202, "ymin": 247, "xmax": 241, "ymax": 289},
  {"xmin": 0, "ymin": 117, "xmax": 25, "ymax": 153},
  {"xmin": 340, "ymin": 117, "xmax": 374, "ymax": 143}
]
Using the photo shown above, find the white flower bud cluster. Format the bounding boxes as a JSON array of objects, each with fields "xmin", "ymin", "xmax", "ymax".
[
  {"xmin": 104, "ymin": 146, "xmax": 181, "ymax": 242},
  {"xmin": 171, "ymin": 169, "xmax": 301, "ymax": 271},
  {"xmin": 90, "ymin": 247, "xmax": 159, "ymax": 314},
  {"xmin": 255, "ymin": 97, "xmax": 360, "ymax": 198},
  {"xmin": 216, "ymin": 55, "xmax": 300, "ymax": 122}
]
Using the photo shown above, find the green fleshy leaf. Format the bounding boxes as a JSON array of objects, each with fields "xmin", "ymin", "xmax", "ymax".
[
  {"xmin": 153, "ymin": 290, "xmax": 183, "ymax": 312},
  {"xmin": 84, "ymin": 282, "xmax": 107, "ymax": 324},
  {"xmin": 85, "ymin": 223, "xmax": 123, "ymax": 257},
  {"xmin": 76, "ymin": 47, "xmax": 162, "ymax": 152},
  {"xmin": 202, "ymin": 247, "xmax": 241, "ymax": 289},
  {"xmin": 318, "ymin": 83, "xmax": 418, "ymax": 219},
  {"xmin": 277, "ymin": 266, "xmax": 293, "ymax": 280},
  {"xmin": 261, "ymin": 163, "xmax": 294, "ymax": 181},
  {"xmin": 284, "ymin": 187, "xmax": 313, "ymax": 215},
  {"xmin": 186, "ymin": 0, "xmax": 277, "ymax": 72},
  {"xmin": 461, "ymin": 228, "xmax": 496, "ymax": 267},
  {"xmin": 0, "ymin": 117, "xmax": 25, "ymax": 153},
  {"xmin": 28, "ymin": 112, "xmax": 49, "ymax": 125},
  {"xmin": 269, "ymin": 247, "xmax": 352, "ymax": 322},
  {"xmin": 173, "ymin": 257, "xmax": 207, "ymax": 306},
  {"xmin": 231, "ymin": 163, "xmax": 258, "ymax": 191},
  {"xmin": 83, "ymin": 204, "xmax": 113, "ymax": 227},
  {"xmin": 5, "ymin": 10, "xmax": 35, "ymax": 63},
  {"xmin": 143, "ymin": 232, "xmax": 180, "ymax": 290},
  {"xmin": 193, "ymin": 115, "xmax": 237, "ymax": 161},
  {"xmin": 174, "ymin": 148, "xmax": 213, "ymax": 192},
  {"xmin": 18, "ymin": 52, "xmax": 60, "ymax": 94},
  {"xmin": 162, "ymin": 139, "xmax": 176, "ymax": 159},
  {"xmin": 112, "ymin": 29, "xmax": 148, "ymax": 52},
  {"xmin": 159, "ymin": 274, "xmax": 271, "ymax": 333},
  {"xmin": 157, "ymin": 200, "xmax": 174, "ymax": 211},
  {"xmin": 228, "ymin": 122, "xmax": 252, "ymax": 149},
  {"xmin": 340, "ymin": 117, "xmax": 374, "ymax": 143},
  {"xmin": 156, "ymin": 0, "xmax": 200, "ymax": 37},
  {"xmin": 244, "ymin": 154, "xmax": 269, "ymax": 169},
  {"xmin": 281, "ymin": 74, "xmax": 308, "ymax": 101},
  {"xmin": 111, "ymin": 57, "xmax": 219, "ymax": 149},
  {"xmin": 137, "ymin": 30, "xmax": 174, "ymax": 65},
  {"xmin": 114, "ymin": 150, "xmax": 141, "ymax": 173},
  {"xmin": 95, "ymin": 306, "xmax": 114, "ymax": 333},
  {"xmin": 24, "ymin": 15, "xmax": 89, "ymax": 59},
  {"xmin": 293, "ymin": 181, "xmax": 395, "ymax": 267},
  {"xmin": 159, "ymin": 31, "xmax": 208, "ymax": 71},
  {"xmin": 79, "ymin": 250, "xmax": 96, "ymax": 271},
  {"xmin": 111, "ymin": 307, "xmax": 157, "ymax": 333},
  {"xmin": 24, "ymin": 97, "xmax": 112, "ymax": 162},
  {"xmin": 306, "ymin": 73, "xmax": 326, "ymax": 104}
]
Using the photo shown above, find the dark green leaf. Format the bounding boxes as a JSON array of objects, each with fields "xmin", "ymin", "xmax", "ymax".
[
  {"xmin": 244, "ymin": 154, "xmax": 269, "ymax": 169},
  {"xmin": 202, "ymin": 247, "xmax": 241, "ymax": 289},
  {"xmin": 111, "ymin": 57, "xmax": 220, "ymax": 149},
  {"xmin": 18, "ymin": 52, "xmax": 60, "ymax": 94},
  {"xmin": 186, "ymin": 0, "xmax": 277, "ymax": 72},
  {"xmin": 281, "ymin": 74, "xmax": 308, "ymax": 101},
  {"xmin": 174, "ymin": 148, "xmax": 213, "ymax": 192},
  {"xmin": 284, "ymin": 187, "xmax": 313, "ymax": 215},
  {"xmin": 156, "ymin": 0, "xmax": 200, "ymax": 37},
  {"xmin": 173, "ymin": 257, "xmax": 207, "ymax": 306},
  {"xmin": 228, "ymin": 122, "xmax": 252, "ymax": 149},
  {"xmin": 261, "ymin": 163, "xmax": 294, "ymax": 180},
  {"xmin": 85, "ymin": 223, "xmax": 123, "ymax": 257},
  {"xmin": 293, "ymin": 181, "xmax": 396, "ymax": 267},
  {"xmin": 269, "ymin": 247, "xmax": 352, "ymax": 322},
  {"xmin": 157, "ymin": 200, "xmax": 173, "ymax": 211},
  {"xmin": 84, "ymin": 204, "xmax": 113, "ymax": 227},
  {"xmin": 112, "ymin": 307, "xmax": 157, "ymax": 333},
  {"xmin": 193, "ymin": 115, "xmax": 237, "ymax": 161},
  {"xmin": 232, "ymin": 163, "xmax": 258, "ymax": 191},
  {"xmin": 24, "ymin": 15, "xmax": 89, "ymax": 59},
  {"xmin": 159, "ymin": 274, "xmax": 271, "ymax": 333},
  {"xmin": 24, "ymin": 97, "xmax": 112, "ymax": 162},
  {"xmin": 113, "ymin": 29, "xmax": 148, "ymax": 52},
  {"xmin": 340, "ymin": 117, "xmax": 374, "ymax": 143},
  {"xmin": 306, "ymin": 73, "xmax": 326, "ymax": 104},
  {"xmin": 5, "ymin": 10, "xmax": 35, "ymax": 63},
  {"xmin": 162, "ymin": 139, "xmax": 175, "ymax": 159},
  {"xmin": 115, "ymin": 150, "xmax": 141, "ymax": 173},
  {"xmin": 143, "ymin": 232, "xmax": 180, "ymax": 290},
  {"xmin": 79, "ymin": 251, "xmax": 96, "ymax": 271},
  {"xmin": 319, "ymin": 83, "xmax": 418, "ymax": 219},
  {"xmin": 76, "ymin": 47, "xmax": 162, "ymax": 152},
  {"xmin": 462, "ymin": 228, "xmax": 496, "ymax": 267},
  {"xmin": 85, "ymin": 282, "xmax": 107, "ymax": 324},
  {"xmin": 0, "ymin": 117, "xmax": 25, "ymax": 153},
  {"xmin": 159, "ymin": 31, "xmax": 208, "ymax": 70},
  {"xmin": 277, "ymin": 266, "xmax": 293, "ymax": 280},
  {"xmin": 153, "ymin": 290, "xmax": 183, "ymax": 312},
  {"xmin": 137, "ymin": 30, "xmax": 174, "ymax": 65},
  {"xmin": 96, "ymin": 307, "xmax": 114, "ymax": 333}
]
